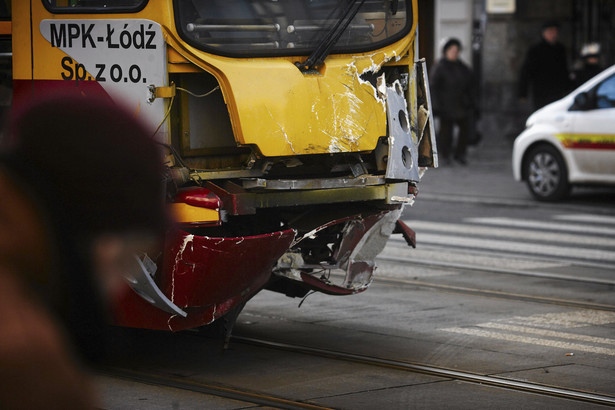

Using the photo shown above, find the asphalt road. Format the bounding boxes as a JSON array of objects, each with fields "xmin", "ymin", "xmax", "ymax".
[{"xmin": 97, "ymin": 141, "xmax": 615, "ymax": 409}]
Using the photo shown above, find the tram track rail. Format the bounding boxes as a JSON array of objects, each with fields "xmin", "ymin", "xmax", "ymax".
[
  {"xmin": 97, "ymin": 366, "xmax": 333, "ymax": 410},
  {"xmin": 333, "ymin": 250, "xmax": 615, "ymax": 312},
  {"xmin": 98, "ymin": 331, "xmax": 615, "ymax": 409},
  {"xmin": 378, "ymin": 250, "xmax": 615, "ymax": 286},
  {"xmin": 232, "ymin": 336, "xmax": 615, "ymax": 407},
  {"xmin": 373, "ymin": 276, "xmax": 615, "ymax": 312}
]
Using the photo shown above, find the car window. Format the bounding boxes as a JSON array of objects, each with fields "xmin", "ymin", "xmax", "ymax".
[{"xmin": 596, "ymin": 75, "xmax": 615, "ymax": 109}]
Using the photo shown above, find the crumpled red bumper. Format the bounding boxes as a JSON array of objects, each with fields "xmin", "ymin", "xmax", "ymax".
[{"xmin": 111, "ymin": 227, "xmax": 295, "ymax": 331}]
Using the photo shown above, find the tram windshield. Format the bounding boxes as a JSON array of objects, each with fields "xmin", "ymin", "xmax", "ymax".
[{"xmin": 174, "ymin": 0, "xmax": 411, "ymax": 57}]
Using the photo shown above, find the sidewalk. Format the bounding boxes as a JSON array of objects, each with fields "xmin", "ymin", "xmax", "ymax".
[{"xmin": 417, "ymin": 138, "xmax": 532, "ymax": 202}]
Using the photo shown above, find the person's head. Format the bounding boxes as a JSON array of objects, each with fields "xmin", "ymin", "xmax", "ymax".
[
  {"xmin": 442, "ymin": 38, "xmax": 462, "ymax": 61},
  {"xmin": 0, "ymin": 93, "xmax": 171, "ymax": 360},
  {"xmin": 581, "ymin": 42, "xmax": 601, "ymax": 66},
  {"xmin": 541, "ymin": 21, "xmax": 559, "ymax": 44}
]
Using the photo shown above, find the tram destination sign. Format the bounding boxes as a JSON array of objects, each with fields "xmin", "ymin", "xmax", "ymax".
[{"xmin": 39, "ymin": 19, "xmax": 168, "ymax": 140}]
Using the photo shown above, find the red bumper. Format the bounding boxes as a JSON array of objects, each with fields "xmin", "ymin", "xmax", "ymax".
[{"xmin": 111, "ymin": 227, "xmax": 295, "ymax": 331}]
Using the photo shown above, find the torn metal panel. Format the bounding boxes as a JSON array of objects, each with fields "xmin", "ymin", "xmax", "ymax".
[
  {"xmin": 273, "ymin": 211, "xmax": 389, "ymax": 295},
  {"xmin": 410, "ymin": 59, "xmax": 438, "ymax": 168},
  {"xmin": 385, "ymin": 80, "xmax": 420, "ymax": 181},
  {"xmin": 393, "ymin": 219, "xmax": 417, "ymax": 248},
  {"xmin": 345, "ymin": 208, "xmax": 402, "ymax": 265},
  {"xmin": 340, "ymin": 208, "xmax": 403, "ymax": 290},
  {"xmin": 124, "ymin": 254, "xmax": 187, "ymax": 317}
]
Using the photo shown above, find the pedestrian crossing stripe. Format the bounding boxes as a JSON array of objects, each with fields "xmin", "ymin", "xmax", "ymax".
[
  {"xmin": 442, "ymin": 310, "xmax": 615, "ymax": 357},
  {"xmin": 464, "ymin": 217, "xmax": 615, "ymax": 236},
  {"xmin": 553, "ymin": 214, "xmax": 615, "ymax": 225},
  {"xmin": 393, "ymin": 212, "xmax": 615, "ymax": 274},
  {"xmin": 415, "ymin": 233, "xmax": 615, "ymax": 262},
  {"xmin": 403, "ymin": 220, "xmax": 615, "ymax": 248}
]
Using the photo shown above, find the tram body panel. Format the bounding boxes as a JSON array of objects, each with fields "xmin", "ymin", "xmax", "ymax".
[{"xmin": 11, "ymin": 0, "xmax": 436, "ymax": 331}]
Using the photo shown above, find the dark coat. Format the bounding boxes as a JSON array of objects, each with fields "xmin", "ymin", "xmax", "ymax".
[
  {"xmin": 519, "ymin": 39, "xmax": 570, "ymax": 109},
  {"xmin": 430, "ymin": 58, "xmax": 476, "ymax": 120},
  {"xmin": 573, "ymin": 63, "xmax": 603, "ymax": 88}
]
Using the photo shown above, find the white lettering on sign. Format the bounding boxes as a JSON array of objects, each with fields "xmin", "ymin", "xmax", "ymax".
[{"xmin": 40, "ymin": 19, "xmax": 168, "ymax": 142}]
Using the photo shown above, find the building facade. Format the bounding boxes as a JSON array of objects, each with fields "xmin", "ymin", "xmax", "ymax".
[{"xmin": 422, "ymin": 0, "xmax": 615, "ymax": 146}]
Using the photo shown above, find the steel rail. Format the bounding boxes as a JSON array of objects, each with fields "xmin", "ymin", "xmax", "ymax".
[
  {"xmin": 377, "ymin": 252, "xmax": 615, "ymax": 286},
  {"xmin": 233, "ymin": 337, "xmax": 615, "ymax": 407},
  {"xmin": 97, "ymin": 367, "xmax": 333, "ymax": 410},
  {"xmin": 373, "ymin": 276, "xmax": 615, "ymax": 312}
]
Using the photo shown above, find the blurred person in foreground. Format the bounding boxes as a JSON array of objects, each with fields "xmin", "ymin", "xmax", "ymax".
[
  {"xmin": 0, "ymin": 94, "xmax": 170, "ymax": 409},
  {"xmin": 518, "ymin": 20, "xmax": 570, "ymax": 110},
  {"xmin": 430, "ymin": 37, "xmax": 477, "ymax": 165}
]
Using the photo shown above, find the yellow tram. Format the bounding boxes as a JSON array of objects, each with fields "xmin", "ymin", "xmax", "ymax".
[{"xmin": 9, "ymin": 0, "xmax": 436, "ymax": 332}]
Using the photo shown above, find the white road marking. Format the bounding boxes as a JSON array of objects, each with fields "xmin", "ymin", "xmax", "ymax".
[
  {"xmin": 416, "ymin": 233, "xmax": 615, "ymax": 262},
  {"xmin": 403, "ymin": 220, "xmax": 615, "ymax": 248},
  {"xmin": 554, "ymin": 214, "xmax": 615, "ymax": 225},
  {"xmin": 444, "ymin": 327, "xmax": 615, "ymax": 356},
  {"xmin": 477, "ymin": 322, "xmax": 615, "ymax": 346},
  {"xmin": 380, "ymin": 245, "xmax": 567, "ymax": 271},
  {"xmin": 465, "ymin": 217, "xmax": 615, "ymax": 236},
  {"xmin": 505, "ymin": 310, "xmax": 615, "ymax": 328},
  {"xmin": 442, "ymin": 310, "xmax": 615, "ymax": 357}
]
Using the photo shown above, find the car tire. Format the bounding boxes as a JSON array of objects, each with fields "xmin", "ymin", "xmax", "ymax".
[{"xmin": 523, "ymin": 144, "xmax": 570, "ymax": 201}]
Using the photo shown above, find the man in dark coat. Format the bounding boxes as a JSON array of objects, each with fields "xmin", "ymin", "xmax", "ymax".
[
  {"xmin": 430, "ymin": 38, "xmax": 476, "ymax": 165},
  {"xmin": 519, "ymin": 21, "xmax": 570, "ymax": 110}
]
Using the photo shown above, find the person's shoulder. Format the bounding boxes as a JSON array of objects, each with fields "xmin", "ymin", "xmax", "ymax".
[
  {"xmin": 528, "ymin": 40, "xmax": 543, "ymax": 51},
  {"xmin": 529, "ymin": 40, "xmax": 549, "ymax": 53},
  {"xmin": 555, "ymin": 42, "xmax": 567, "ymax": 52},
  {"xmin": 430, "ymin": 60, "xmax": 445, "ymax": 75},
  {"xmin": 0, "ymin": 269, "xmax": 65, "ymax": 361},
  {"xmin": 453, "ymin": 59, "xmax": 472, "ymax": 74},
  {"xmin": 0, "ymin": 269, "xmax": 96, "ymax": 409}
]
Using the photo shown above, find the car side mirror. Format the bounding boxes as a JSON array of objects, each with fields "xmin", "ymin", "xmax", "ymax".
[{"xmin": 570, "ymin": 91, "xmax": 591, "ymax": 111}]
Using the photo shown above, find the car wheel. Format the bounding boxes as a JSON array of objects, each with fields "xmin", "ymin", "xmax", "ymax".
[{"xmin": 523, "ymin": 144, "xmax": 570, "ymax": 201}]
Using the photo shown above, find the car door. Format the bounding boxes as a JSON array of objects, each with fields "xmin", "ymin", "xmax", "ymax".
[{"xmin": 568, "ymin": 73, "xmax": 615, "ymax": 180}]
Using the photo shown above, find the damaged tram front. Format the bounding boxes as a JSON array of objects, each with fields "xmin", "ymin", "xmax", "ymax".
[{"xmin": 12, "ymin": 0, "xmax": 437, "ymax": 332}]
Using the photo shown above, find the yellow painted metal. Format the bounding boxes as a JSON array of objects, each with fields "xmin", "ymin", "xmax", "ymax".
[
  {"xmin": 216, "ymin": 56, "xmax": 391, "ymax": 156},
  {"xmin": 0, "ymin": 21, "xmax": 11, "ymax": 35},
  {"xmin": 31, "ymin": 4, "xmax": 73, "ymax": 80},
  {"xmin": 10, "ymin": 0, "xmax": 31, "ymax": 80},
  {"xmin": 24, "ymin": 1, "xmax": 175, "ymax": 81},
  {"xmin": 167, "ymin": 47, "xmax": 201, "ymax": 73},
  {"xmin": 169, "ymin": 203, "xmax": 219, "ymax": 224},
  {"xmin": 162, "ymin": 25, "xmax": 416, "ymax": 157},
  {"xmin": 153, "ymin": 84, "xmax": 176, "ymax": 99},
  {"xmin": 557, "ymin": 133, "xmax": 615, "ymax": 148},
  {"xmin": 22, "ymin": 0, "xmax": 418, "ymax": 158}
]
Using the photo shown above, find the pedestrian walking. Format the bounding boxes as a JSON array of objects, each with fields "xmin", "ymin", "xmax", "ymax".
[
  {"xmin": 518, "ymin": 20, "xmax": 570, "ymax": 110},
  {"xmin": 430, "ymin": 37, "xmax": 477, "ymax": 165}
]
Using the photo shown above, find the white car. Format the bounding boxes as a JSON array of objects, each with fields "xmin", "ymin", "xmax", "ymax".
[{"xmin": 512, "ymin": 65, "xmax": 615, "ymax": 201}]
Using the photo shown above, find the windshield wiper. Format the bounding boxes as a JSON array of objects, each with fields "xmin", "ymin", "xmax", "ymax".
[{"xmin": 297, "ymin": 0, "xmax": 367, "ymax": 72}]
